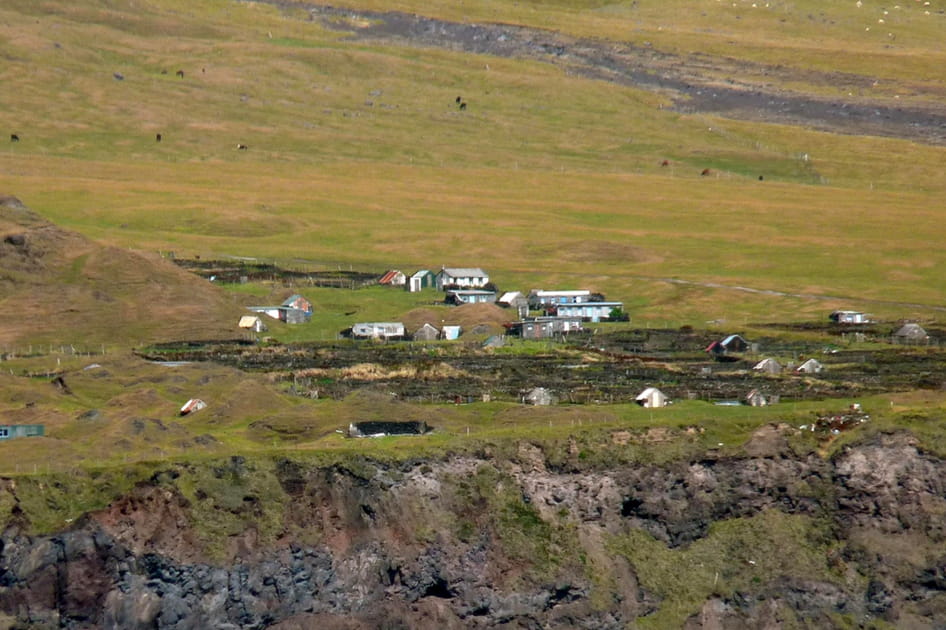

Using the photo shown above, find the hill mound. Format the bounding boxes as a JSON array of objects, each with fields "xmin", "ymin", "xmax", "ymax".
[
  {"xmin": 401, "ymin": 303, "xmax": 513, "ymax": 336},
  {"xmin": 0, "ymin": 197, "xmax": 244, "ymax": 346}
]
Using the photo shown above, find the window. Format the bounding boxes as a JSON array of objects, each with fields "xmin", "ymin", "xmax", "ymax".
[{"xmin": 0, "ymin": 428, "xmax": 8, "ymax": 439}]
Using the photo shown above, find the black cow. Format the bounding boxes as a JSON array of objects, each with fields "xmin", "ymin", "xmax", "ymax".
[
  {"xmin": 10, "ymin": 134, "xmax": 19, "ymax": 142},
  {"xmin": 459, "ymin": 102, "xmax": 467, "ymax": 111},
  {"xmin": 456, "ymin": 96, "xmax": 462, "ymax": 104},
  {"xmin": 156, "ymin": 133, "xmax": 162, "ymax": 142}
]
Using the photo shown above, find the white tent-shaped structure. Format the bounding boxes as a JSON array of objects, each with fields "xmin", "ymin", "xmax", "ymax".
[
  {"xmin": 796, "ymin": 358, "xmax": 824, "ymax": 374},
  {"xmin": 753, "ymin": 358, "xmax": 782, "ymax": 375},
  {"xmin": 636, "ymin": 387, "xmax": 669, "ymax": 408}
]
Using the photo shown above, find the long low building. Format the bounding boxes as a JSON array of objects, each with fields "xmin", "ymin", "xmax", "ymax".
[
  {"xmin": 553, "ymin": 302, "xmax": 624, "ymax": 323},
  {"xmin": 507, "ymin": 317, "xmax": 583, "ymax": 339},
  {"xmin": 351, "ymin": 322, "xmax": 406, "ymax": 339},
  {"xmin": 528, "ymin": 289, "xmax": 592, "ymax": 307}
]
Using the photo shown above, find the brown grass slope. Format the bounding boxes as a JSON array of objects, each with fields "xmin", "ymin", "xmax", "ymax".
[{"xmin": 0, "ymin": 196, "xmax": 243, "ymax": 346}]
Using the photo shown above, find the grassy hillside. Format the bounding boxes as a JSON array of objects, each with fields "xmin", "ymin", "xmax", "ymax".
[{"xmin": 1, "ymin": 0, "xmax": 944, "ymax": 330}]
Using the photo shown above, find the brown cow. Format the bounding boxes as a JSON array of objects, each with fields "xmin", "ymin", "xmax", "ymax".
[{"xmin": 701, "ymin": 168, "xmax": 712, "ymax": 176}]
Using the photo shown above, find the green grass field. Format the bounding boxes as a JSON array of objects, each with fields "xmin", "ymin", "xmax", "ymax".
[
  {"xmin": 2, "ymin": 0, "xmax": 944, "ymax": 331},
  {"xmin": 1, "ymin": 0, "xmax": 945, "ymax": 478}
]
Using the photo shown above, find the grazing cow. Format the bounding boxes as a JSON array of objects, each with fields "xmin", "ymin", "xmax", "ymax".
[
  {"xmin": 10, "ymin": 134, "xmax": 19, "ymax": 142},
  {"xmin": 113, "ymin": 72, "xmax": 124, "ymax": 81},
  {"xmin": 156, "ymin": 133, "xmax": 162, "ymax": 142},
  {"xmin": 176, "ymin": 69, "xmax": 184, "ymax": 78},
  {"xmin": 237, "ymin": 143, "xmax": 248, "ymax": 150},
  {"xmin": 660, "ymin": 160, "xmax": 669, "ymax": 167},
  {"xmin": 456, "ymin": 96, "xmax": 462, "ymax": 104},
  {"xmin": 459, "ymin": 102, "xmax": 467, "ymax": 111},
  {"xmin": 701, "ymin": 168, "xmax": 711, "ymax": 176},
  {"xmin": 758, "ymin": 175, "xmax": 764, "ymax": 181}
]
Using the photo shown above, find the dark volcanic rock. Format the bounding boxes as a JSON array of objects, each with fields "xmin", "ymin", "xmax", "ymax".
[{"xmin": 2, "ymin": 433, "xmax": 946, "ymax": 628}]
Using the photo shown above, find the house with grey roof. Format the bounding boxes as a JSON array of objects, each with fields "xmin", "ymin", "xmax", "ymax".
[{"xmin": 436, "ymin": 267, "xmax": 489, "ymax": 291}]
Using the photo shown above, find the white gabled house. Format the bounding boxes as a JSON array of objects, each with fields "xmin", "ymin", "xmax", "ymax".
[
  {"xmin": 554, "ymin": 302, "xmax": 623, "ymax": 323},
  {"xmin": 527, "ymin": 289, "xmax": 593, "ymax": 308},
  {"xmin": 436, "ymin": 267, "xmax": 489, "ymax": 291}
]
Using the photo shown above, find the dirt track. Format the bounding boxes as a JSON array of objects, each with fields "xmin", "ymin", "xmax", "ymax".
[{"xmin": 253, "ymin": 0, "xmax": 946, "ymax": 145}]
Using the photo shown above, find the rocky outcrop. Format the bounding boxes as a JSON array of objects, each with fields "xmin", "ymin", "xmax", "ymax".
[{"xmin": 2, "ymin": 432, "xmax": 946, "ymax": 628}]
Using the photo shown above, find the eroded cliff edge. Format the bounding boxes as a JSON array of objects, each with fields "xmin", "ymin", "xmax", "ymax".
[{"xmin": 2, "ymin": 430, "xmax": 946, "ymax": 629}]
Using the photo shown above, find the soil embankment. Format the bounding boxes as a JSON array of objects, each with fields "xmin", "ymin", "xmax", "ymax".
[{"xmin": 2, "ymin": 432, "xmax": 946, "ymax": 628}]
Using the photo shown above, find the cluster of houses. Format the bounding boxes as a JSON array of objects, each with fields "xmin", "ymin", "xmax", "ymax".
[{"xmin": 351, "ymin": 266, "xmax": 625, "ymax": 341}]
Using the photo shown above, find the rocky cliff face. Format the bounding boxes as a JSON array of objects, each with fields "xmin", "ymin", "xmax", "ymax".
[{"xmin": 2, "ymin": 431, "xmax": 946, "ymax": 629}]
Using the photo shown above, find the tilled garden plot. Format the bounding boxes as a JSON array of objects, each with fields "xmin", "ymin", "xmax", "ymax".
[{"xmin": 140, "ymin": 329, "xmax": 946, "ymax": 404}]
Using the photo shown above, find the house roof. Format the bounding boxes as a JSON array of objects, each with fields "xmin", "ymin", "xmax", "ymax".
[
  {"xmin": 440, "ymin": 267, "xmax": 487, "ymax": 277},
  {"xmin": 449, "ymin": 289, "xmax": 496, "ymax": 296},
  {"xmin": 557, "ymin": 301, "xmax": 623, "ymax": 308},
  {"xmin": 411, "ymin": 269, "xmax": 433, "ymax": 278},
  {"xmin": 721, "ymin": 334, "xmax": 748, "ymax": 346},
  {"xmin": 238, "ymin": 315, "xmax": 261, "ymax": 327},
  {"xmin": 636, "ymin": 387, "xmax": 666, "ymax": 399},
  {"xmin": 530, "ymin": 289, "xmax": 592, "ymax": 297},
  {"xmin": 498, "ymin": 291, "xmax": 524, "ymax": 303},
  {"xmin": 282, "ymin": 294, "xmax": 309, "ymax": 307},
  {"xmin": 753, "ymin": 358, "xmax": 781, "ymax": 370},
  {"xmin": 895, "ymin": 323, "xmax": 928, "ymax": 337},
  {"xmin": 796, "ymin": 358, "xmax": 823, "ymax": 371},
  {"xmin": 378, "ymin": 270, "xmax": 403, "ymax": 284}
]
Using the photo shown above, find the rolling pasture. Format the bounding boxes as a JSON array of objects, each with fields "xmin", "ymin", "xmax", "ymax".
[{"xmin": 0, "ymin": 0, "xmax": 944, "ymax": 330}]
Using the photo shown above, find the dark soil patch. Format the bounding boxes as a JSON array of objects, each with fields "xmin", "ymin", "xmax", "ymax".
[
  {"xmin": 172, "ymin": 258, "xmax": 380, "ymax": 288},
  {"xmin": 138, "ymin": 326, "xmax": 946, "ymax": 405}
]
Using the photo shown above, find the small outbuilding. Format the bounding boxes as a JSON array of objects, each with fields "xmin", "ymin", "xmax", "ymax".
[
  {"xmin": 379, "ymin": 270, "xmax": 407, "ymax": 286},
  {"xmin": 745, "ymin": 389, "xmax": 769, "ymax": 407},
  {"xmin": 795, "ymin": 358, "xmax": 824, "ymax": 374},
  {"xmin": 753, "ymin": 358, "xmax": 782, "ymax": 375},
  {"xmin": 706, "ymin": 334, "xmax": 750, "ymax": 355},
  {"xmin": 441, "ymin": 325, "xmax": 462, "ymax": 340},
  {"xmin": 238, "ymin": 315, "xmax": 268, "ymax": 333},
  {"xmin": 893, "ymin": 323, "xmax": 929, "ymax": 344},
  {"xmin": 498, "ymin": 291, "xmax": 530, "ymax": 319},
  {"xmin": 412, "ymin": 323, "xmax": 440, "ymax": 341},
  {"xmin": 636, "ymin": 387, "xmax": 669, "ymax": 408},
  {"xmin": 0, "ymin": 424, "xmax": 44, "ymax": 440},
  {"xmin": 407, "ymin": 270, "xmax": 436, "ymax": 292},
  {"xmin": 523, "ymin": 387, "xmax": 556, "ymax": 406},
  {"xmin": 180, "ymin": 398, "xmax": 207, "ymax": 416}
]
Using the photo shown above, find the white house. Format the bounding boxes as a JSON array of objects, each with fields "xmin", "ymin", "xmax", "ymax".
[
  {"xmin": 446, "ymin": 290, "xmax": 497, "ymax": 305},
  {"xmin": 351, "ymin": 322, "xmax": 406, "ymax": 339},
  {"xmin": 436, "ymin": 267, "xmax": 489, "ymax": 291},
  {"xmin": 527, "ymin": 289, "xmax": 592, "ymax": 308},
  {"xmin": 555, "ymin": 302, "xmax": 623, "ymax": 323},
  {"xmin": 830, "ymin": 310, "xmax": 870, "ymax": 324}
]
